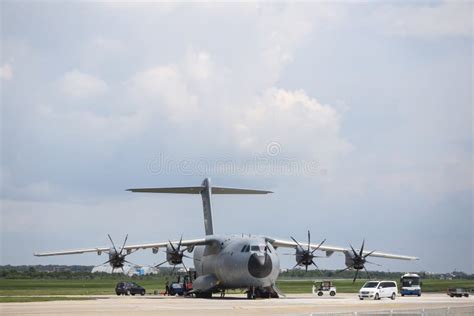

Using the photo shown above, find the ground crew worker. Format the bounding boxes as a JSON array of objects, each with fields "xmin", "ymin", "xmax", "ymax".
[{"xmin": 165, "ymin": 279, "xmax": 169, "ymax": 296}]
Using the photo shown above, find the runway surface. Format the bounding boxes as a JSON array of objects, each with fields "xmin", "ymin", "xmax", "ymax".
[{"xmin": 1, "ymin": 293, "xmax": 473, "ymax": 315}]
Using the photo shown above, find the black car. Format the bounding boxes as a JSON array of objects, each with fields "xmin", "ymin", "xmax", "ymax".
[{"xmin": 115, "ymin": 282, "xmax": 146, "ymax": 296}]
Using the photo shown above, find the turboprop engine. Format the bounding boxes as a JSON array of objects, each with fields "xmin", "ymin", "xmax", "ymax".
[
  {"xmin": 288, "ymin": 230, "xmax": 326, "ymax": 272},
  {"xmin": 155, "ymin": 235, "xmax": 193, "ymax": 273}
]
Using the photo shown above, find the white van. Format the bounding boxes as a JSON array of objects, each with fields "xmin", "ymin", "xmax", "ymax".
[{"xmin": 359, "ymin": 281, "xmax": 397, "ymax": 300}]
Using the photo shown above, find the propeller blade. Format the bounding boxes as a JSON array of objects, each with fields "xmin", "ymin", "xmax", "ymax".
[
  {"xmin": 292, "ymin": 260, "xmax": 302, "ymax": 270},
  {"xmin": 365, "ymin": 260, "xmax": 382, "ymax": 267},
  {"xmin": 338, "ymin": 264, "xmax": 355, "ymax": 273},
  {"xmin": 363, "ymin": 266, "xmax": 371, "ymax": 280},
  {"xmin": 353, "ymin": 269, "xmax": 359, "ymax": 283},
  {"xmin": 108, "ymin": 234, "xmax": 118, "ymax": 253},
  {"xmin": 177, "ymin": 235, "xmax": 183, "ymax": 252},
  {"xmin": 363, "ymin": 250, "xmax": 376, "ymax": 258},
  {"xmin": 311, "ymin": 261, "xmax": 322, "ymax": 273},
  {"xmin": 359, "ymin": 239, "xmax": 365, "ymax": 257},
  {"xmin": 290, "ymin": 236, "xmax": 304, "ymax": 250},
  {"xmin": 307, "ymin": 230, "xmax": 311, "ymax": 252},
  {"xmin": 101, "ymin": 259, "xmax": 112, "ymax": 265},
  {"xmin": 349, "ymin": 244, "xmax": 358, "ymax": 258},
  {"xmin": 168, "ymin": 240, "xmax": 176, "ymax": 252},
  {"xmin": 124, "ymin": 259, "xmax": 140, "ymax": 267},
  {"xmin": 183, "ymin": 254, "xmax": 198, "ymax": 261},
  {"xmin": 154, "ymin": 260, "xmax": 168, "ymax": 268},
  {"xmin": 311, "ymin": 238, "xmax": 327, "ymax": 254},
  {"xmin": 119, "ymin": 234, "xmax": 128, "ymax": 256},
  {"xmin": 181, "ymin": 260, "xmax": 188, "ymax": 273}
]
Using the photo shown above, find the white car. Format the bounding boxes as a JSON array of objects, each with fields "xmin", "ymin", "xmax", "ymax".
[{"xmin": 359, "ymin": 281, "xmax": 397, "ymax": 300}]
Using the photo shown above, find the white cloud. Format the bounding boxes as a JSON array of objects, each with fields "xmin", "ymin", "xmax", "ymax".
[
  {"xmin": 234, "ymin": 88, "xmax": 351, "ymax": 162},
  {"xmin": 0, "ymin": 63, "xmax": 13, "ymax": 80},
  {"xmin": 375, "ymin": 1, "xmax": 473, "ymax": 38},
  {"xmin": 59, "ymin": 70, "xmax": 108, "ymax": 98},
  {"xmin": 127, "ymin": 65, "xmax": 199, "ymax": 122}
]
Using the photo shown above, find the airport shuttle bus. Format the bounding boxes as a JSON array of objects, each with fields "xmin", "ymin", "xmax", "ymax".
[{"xmin": 400, "ymin": 273, "xmax": 421, "ymax": 296}]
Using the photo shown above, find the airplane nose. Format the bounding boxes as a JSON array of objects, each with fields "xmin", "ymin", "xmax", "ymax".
[{"xmin": 248, "ymin": 253, "xmax": 272, "ymax": 278}]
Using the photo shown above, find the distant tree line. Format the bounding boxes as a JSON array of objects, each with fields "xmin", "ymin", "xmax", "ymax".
[
  {"xmin": 279, "ymin": 269, "xmax": 474, "ymax": 280},
  {"xmin": 0, "ymin": 265, "xmax": 181, "ymax": 280},
  {"xmin": 1, "ymin": 265, "xmax": 472, "ymax": 280}
]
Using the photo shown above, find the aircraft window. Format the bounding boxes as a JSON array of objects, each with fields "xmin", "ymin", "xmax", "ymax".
[
  {"xmin": 241, "ymin": 245, "xmax": 247, "ymax": 252},
  {"xmin": 265, "ymin": 245, "xmax": 272, "ymax": 253},
  {"xmin": 246, "ymin": 245, "xmax": 250, "ymax": 252},
  {"xmin": 250, "ymin": 245, "xmax": 260, "ymax": 251}
]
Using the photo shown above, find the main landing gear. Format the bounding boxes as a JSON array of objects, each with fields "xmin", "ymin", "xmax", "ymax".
[{"xmin": 246, "ymin": 286, "xmax": 279, "ymax": 299}]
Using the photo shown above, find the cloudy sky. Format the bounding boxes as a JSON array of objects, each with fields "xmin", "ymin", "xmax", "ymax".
[{"xmin": 1, "ymin": 1, "xmax": 472, "ymax": 273}]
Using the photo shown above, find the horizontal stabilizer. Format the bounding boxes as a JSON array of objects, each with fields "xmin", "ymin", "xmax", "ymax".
[
  {"xmin": 127, "ymin": 187, "xmax": 203, "ymax": 194},
  {"xmin": 212, "ymin": 187, "xmax": 272, "ymax": 194},
  {"xmin": 127, "ymin": 178, "xmax": 272, "ymax": 236},
  {"xmin": 127, "ymin": 186, "xmax": 272, "ymax": 194}
]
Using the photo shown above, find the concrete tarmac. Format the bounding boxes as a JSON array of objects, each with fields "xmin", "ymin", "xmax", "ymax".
[{"xmin": 1, "ymin": 293, "xmax": 473, "ymax": 315}]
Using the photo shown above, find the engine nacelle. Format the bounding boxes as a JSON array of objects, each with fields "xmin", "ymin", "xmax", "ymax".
[
  {"xmin": 295, "ymin": 248, "xmax": 307, "ymax": 266},
  {"xmin": 344, "ymin": 251, "xmax": 365, "ymax": 270},
  {"xmin": 108, "ymin": 248, "xmax": 125, "ymax": 268},
  {"xmin": 166, "ymin": 244, "xmax": 183, "ymax": 265},
  {"xmin": 344, "ymin": 251, "xmax": 355, "ymax": 268}
]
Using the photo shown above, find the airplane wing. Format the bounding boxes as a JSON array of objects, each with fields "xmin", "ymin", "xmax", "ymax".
[
  {"xmin": 269, "ymin": 238, "xmax": 419, "ymax": 261},
  {"xmin": 34, "ymin": 238, "xmax": 208, "ymax": 257}
]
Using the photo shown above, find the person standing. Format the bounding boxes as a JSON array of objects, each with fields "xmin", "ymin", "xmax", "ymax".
[{"xmin": 164, "ymin": 279, "xmax": 170, "ymax": 296}]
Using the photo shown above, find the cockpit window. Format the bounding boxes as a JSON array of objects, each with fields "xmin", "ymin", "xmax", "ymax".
[
  {"xmin": 241, "ymin": 245, "xmax": 247, "ymax": 252},
  {"xmin": 250, "ymin": 245, "xmax": 269, "ymax": 252}
]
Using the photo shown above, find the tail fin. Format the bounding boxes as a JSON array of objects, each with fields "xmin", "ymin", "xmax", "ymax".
[{"xmin": 127, "ymin": 178, "xmax": 272, "ymax": 235}]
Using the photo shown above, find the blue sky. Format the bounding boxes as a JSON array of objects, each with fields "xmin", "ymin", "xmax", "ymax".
[{"xmin": 1, "ymin": 1, "xmax": 472, "ymax": 273}]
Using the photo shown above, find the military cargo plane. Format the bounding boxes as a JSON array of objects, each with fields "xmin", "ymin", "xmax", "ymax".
[{"xmin": 35, "ymin": 178, "xmax": 418, "ymax": 298}]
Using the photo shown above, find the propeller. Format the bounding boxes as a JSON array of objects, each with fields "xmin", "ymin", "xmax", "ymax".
[
  {"xmin": 101, "ymin": 234, "xmax": 138, "ymax": 272},
  {"xmin": 155, "ymin": 235, "xmax": 195, "ymax": 274},
  {"xmin": 338, "ymin": 239, "xmax": 380, "ymax": 283},
  {"xmin": 287, "ymin": 230, "xmax": 326, "ymax": 272}
]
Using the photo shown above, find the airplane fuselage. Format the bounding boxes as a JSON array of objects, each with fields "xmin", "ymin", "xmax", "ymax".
[{"xmin": 192, "ymin": 235, "xmax": 280, "ymax": 291}]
